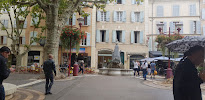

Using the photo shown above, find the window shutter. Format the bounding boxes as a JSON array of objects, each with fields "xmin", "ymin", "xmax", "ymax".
[
  {"xmin": 163, "ymin": 22, "xmax": 167, "ymax": 33},
  {"xmin": 203, "ymin": 25, "xmax": 205, "ymax": 36},
  {"xmin": 202, "ymin": 8, "xmax": 205, "ymax": 20},
  {"xmin": 106, "ymin": 30, "xmax": 109, "ymax": 42},
  {"xmin": 122, "ymin": 11, "xmax": 126, "ymax": 22},
  {"xmin": 97, "ymin": 11, "xmax": 101, "ymax": 21},
  {"xmin": 72, "ymin": 13, "xmax": 76, "ymax": 26},
  {"xmin": 122, "ymin": 30, "xmax": 125, "ymax": 43},
  {"xmin": 106, "ymin": 11, "xmax": 110, "ymax": 22},
  {"xmin": 5, "ymin": 20, "xmax": 8, "ymax": 28},
  {"xmin": 190, "ymin": 21, "xmax": 194, "ymax": 34},
  {"xmin": 154, "ymin": 42, "xmax": 158, "ymax": 51},
  {"xmin": 96, "ymin": 30, "xmax": 100, "ymax": 42},
  {"xmin": 122, "ymin": 0, "xmax": 125, "ymax": 4},
  {"xmin": 131, "ymin": 0, "xmax": 135, "ymax": 4},
  {"xmin": 170, "ymin": 22, "xmax": 175, "ymax": 33},
  {"xmin": 113, "ymin": 11, "xmax": 117, "ymax": 22},
  {"xmin": 23, "ymin": 20, "xmax": 27, "ymax": 28},
  {"xmin": 112, "ymin": 30, "xmax": 116, "ymax": 42},
  {"xmin": 131, "ymin": 31, "xmax": 134, "ymax": 43},
  {"xmin": 148, "ymin": 38, "xmax": 152, "ymax": 51},
  {"xmin": 193, "ymin": 4, "xmax": 196, "ymax": 16},
  {"xmin": 87, "ymin": 15, "xmax": 91, "ymax": 26},
  {"xmin": 190, "ymin": 4, "xmax": 196, "ymax": 16},
  {"xmin": 157, "ymin": 6, "xmax": 163, "ymax": 17},
  {"xmin": 86, "ymin": 33, "xmax": 91, "ymax": 46},
  {"xmin": 140, "ymin": 1, "xmax": 143, "ymax": 5},
  {"xmin": 131, "ymin": 11, "xmax": 135, "ymax": 22},
  {"xmin": 173, "ymin": 5, "xmax": 179, "ymax": 16},
  {"xmin": 140, "ymin": 11, "xmax": 144, "ymax": 23},
  {"xmin": 107, "ymin": 0, "xmax": 110, "ymax": 4},
  {"xmin": 3, "ymin": 36, "xmax": 7, "ymax": 44},
  {"xmin": 66, "ymin": 18, "xmax": 69, "ymax": 25},
  {"xmin": 196, "ymin": 21, "xmax": 201, "ymax": 34},
  {"xmin": 22, "ymin": 37, "xmax": 25, "ymax": 44},
  {"xmin": 179, "ymin": 22, "xmax": 183, "ymax": 34},
  {"xmin": 140, "ymin": 31, "xmax": 144, "ymax": 44},
  {"xmin": 13, "ymin": 20, "xmax": 16, "ymax": 28}
]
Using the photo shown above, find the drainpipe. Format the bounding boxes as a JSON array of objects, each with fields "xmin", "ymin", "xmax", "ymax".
[{"xmin": 151, "ymin": 0, "xmax": 155, "ymax": 51}]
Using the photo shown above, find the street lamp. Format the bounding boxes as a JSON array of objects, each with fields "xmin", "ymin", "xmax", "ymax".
[
  {"xmin": 77, "ymin": 18, "xmax": 84, "ymax": 29},
  {"xmin": 157, "ymin": 23, "xmax": 181, "ymax": 79},
  {"xmin": 67, "ymin": 17, "xmax": 84, "ymax": 76}
]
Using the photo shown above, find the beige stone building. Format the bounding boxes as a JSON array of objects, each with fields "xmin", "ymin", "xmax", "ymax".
[
  {"xmin": 0, "ymin": 8, "xmax": 44, "ymax": 67},
  {"xmin": 148, "ymin": 0, "xmax": 201, "ymax": 54},
  {"xmin": 58, "ymin": 7, "xmax": 96, "ymax": 68},
  {"xmin": 201, "ymin": 0, "xmax": 205, "ymax": 35},
  {"xmin": 95, "ymin": 0, "xmax": 149, "ymax": 70}
]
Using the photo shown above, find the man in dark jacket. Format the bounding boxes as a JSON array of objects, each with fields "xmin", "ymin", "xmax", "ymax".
[
  {"xmin": 43, "ymin": 54, "xmax": 56, "ymax": 95},
  {"xmin": 173, "ymin": 45, "xmax": 205, "ymax": 100},
  {"xmin": 0, "ymin": 46, "xmax": 11, "ymax": 100}
]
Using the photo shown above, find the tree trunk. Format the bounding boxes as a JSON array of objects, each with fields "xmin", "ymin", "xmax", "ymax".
[
  {"xmin": 16, "ymin": 55, "xmax": 22, "ymax": 72},
  {"xmin": 44, "ymin": 5, "xmax": 61, "ymax": 76}
]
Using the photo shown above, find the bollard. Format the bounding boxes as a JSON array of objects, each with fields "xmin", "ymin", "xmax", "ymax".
[{"xmin": 73, "ymin": 62, "xmax": 79, "ymax": 76}]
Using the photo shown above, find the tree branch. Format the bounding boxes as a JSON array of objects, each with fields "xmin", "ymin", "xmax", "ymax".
[
  {"xmin": 16, "ymin": 1, "xmax": 37, "ymax": 6},
  {"xmin": 36, "ymin": 0, "xmax": 48, "ymax": 12}
]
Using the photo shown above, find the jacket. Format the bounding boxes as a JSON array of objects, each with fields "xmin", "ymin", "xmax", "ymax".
[
  {"xmin": 0, "ymin": 54, "xmax": 10, "ymax": 85},
  {"xmin": 43, "ymin": 59, "xmax": 56, "ymax": 76},
  {"xmin": 173, "ymin": 58, "xmax": 203, "ymax": 100}
]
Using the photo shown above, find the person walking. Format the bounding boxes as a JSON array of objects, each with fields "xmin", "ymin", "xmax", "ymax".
[
  {"xmin": 141, "ymin": 60, "xmax": 148, "ymax": 80},
  {"xmin": 133, "ymin": 60, "xmax": 140, "ymax": 76},
  {"xmin": 150, "ymin": 61, "xmax": 156, "ymax": 79},
  {"xmin": 79, "ymin": 60, "xmax": 84, "ymax": 74},
  {"xmin": 173, "ymin": 45, "xmax": 205, "ymax": 100},
  {"xmin": 43, "ymin": 54, "xmax": 56, "ymax": 95},
  {"xmin": 0, "ymin": 46, "xmax": 11, "ymax": 100}
]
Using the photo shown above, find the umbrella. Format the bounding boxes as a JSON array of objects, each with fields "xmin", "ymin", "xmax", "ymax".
[
  {"xmin": 166, "ymin": 36, "xmax": 205, "ymax": 53},
  {"xmin": 140, "ymin": 58, "xmax": 157, "ymax": 62},
  {"xmin": 174, "ymin": 57, "xmax": 183, "ymax": 62},
  {"xmin": 153, "ymin": 56, "xmax": 175, "ymax": 61}
]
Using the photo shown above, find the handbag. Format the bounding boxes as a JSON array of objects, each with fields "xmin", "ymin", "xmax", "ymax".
[{"xmin": 154, "ymin": 70, "xmax": 157, "ymax": 75}]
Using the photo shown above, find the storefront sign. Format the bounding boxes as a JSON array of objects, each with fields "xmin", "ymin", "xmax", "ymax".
[{"xmin": 34, "ymin": 56, "xmax": 40, "ymax": 60}]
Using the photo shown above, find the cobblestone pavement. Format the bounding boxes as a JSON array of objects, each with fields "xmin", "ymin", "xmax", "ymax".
[{"xmin": 11, "ymin": 88, "xmax": 45, "ymax": 100}]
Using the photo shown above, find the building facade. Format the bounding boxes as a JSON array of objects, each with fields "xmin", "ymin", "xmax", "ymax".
[
  {"xmin": 148, "ymin": 0, "xmax": 201, "ymax": 53},
  {"xmin": 201, "ymin": 0, "xmax": 205, "ymax": 36},
  {"xmin": 58, "ymin": 7, "xmax": 96, "ymax": 68},
  {"xmin": 95, "ymin": 0, "xmax": 149, "ymax": 70}
]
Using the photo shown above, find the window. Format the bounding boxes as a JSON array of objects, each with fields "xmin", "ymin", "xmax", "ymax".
[
  {"xmin": 101, "ymin": 11, "xmax": 106, "ymax": 21},
  {"xmin": 81, "ymin": 37, "xmax": 87, "ymax": 46},
  {"xmin": 1, "ymin": 20, "xmax": 9, "ymax": 29},
  {"xmin": 0, "ymin": 36, "xmax": 7, "ymax": 45},
  {"xmin": 100, "ymin": 30, "xmax": 106, "ymax": 42},
  {"xmin": 69, "ymin": 18, "xmax": 72, "ymax": 25},
  {"xmin": 117, "ymin": 0, "xmax": 122, "ymax": 4},
  {"xmin": 116, "ymin": 11, "xmax": 123, "ymax": 22},
  {"xmin": 134, "ymin": 31, "xmax": 140, "ymax": 43},
  {"xmin": 116, "ymin": 31, "xmax": 122, "ymax": 42},
  {"xmin": 0, "ymin": 36, "xmax": 3, "ymax": 44},
  {"xmin": 193, "ymin": 21, "xmax": 197, "ymax": 34},
  {"xmin": 83, "ymin": 16, "xmax": 88, "ymax": 25},
  {"xmin": 204, "ymin": 0, "xmax": 205, "ymax": 4},
  {"xmin": 19, "ymin": 37, "xmax": 23, "ymax": 44},
  {"xmin": 134, "ymin": 12, "xmax": 140, "ymax": 22}
]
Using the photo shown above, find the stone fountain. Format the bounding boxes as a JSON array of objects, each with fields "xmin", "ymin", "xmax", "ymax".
[{"xmin": 99, "ymin": 43, "xmax": 133, "ymax": 76}]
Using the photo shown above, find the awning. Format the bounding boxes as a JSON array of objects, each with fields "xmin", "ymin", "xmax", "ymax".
[
  {"xmin": 98, "ymin": 54, "xmax": 112, "ymax": 56},
  {"xmin": 149, "ymin": 51, "xmax": 183, "ymax": 58}
]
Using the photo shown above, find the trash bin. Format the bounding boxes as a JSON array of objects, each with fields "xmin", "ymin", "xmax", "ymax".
[{"xmin": 73, "ymin": 62, "xmax": 79, "ymax": 76}]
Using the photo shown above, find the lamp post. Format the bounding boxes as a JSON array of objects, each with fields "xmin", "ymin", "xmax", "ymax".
[
  {"xmin": 68, "ymin": 17, "xmax": 84, "ymax": 76},
  {"xmin": 157, "ymin": 23, "xmax": 181, "ymax": 78}
]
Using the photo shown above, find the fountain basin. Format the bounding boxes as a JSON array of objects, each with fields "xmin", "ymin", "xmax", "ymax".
[{"xmin": 99, "ymin": 68, "xmax": 133, "ymax": 76}]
